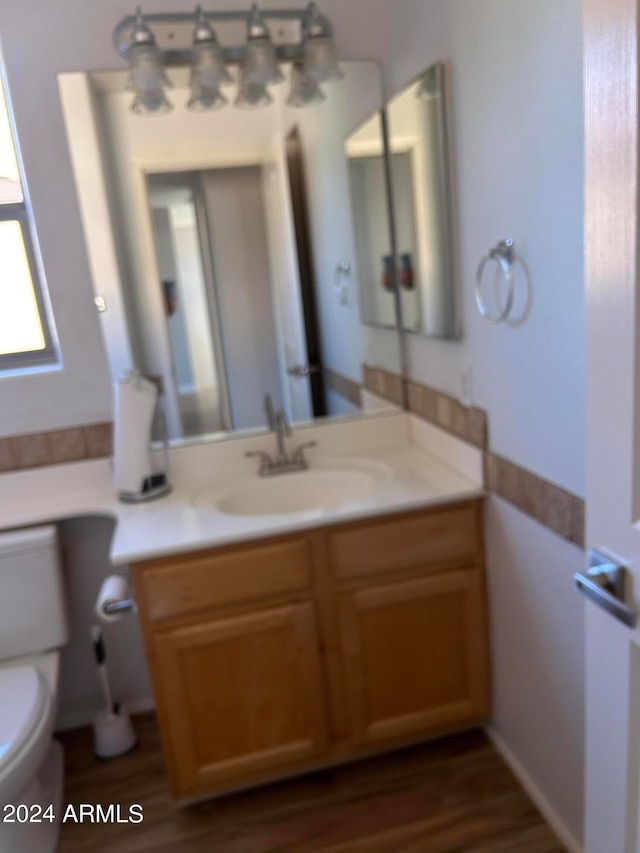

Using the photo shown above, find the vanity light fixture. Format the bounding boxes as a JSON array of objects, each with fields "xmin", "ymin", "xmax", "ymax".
[
  {"xmin": 287, "ymin": 61, "xmax": 326, "ymax": 109},
  {"xmin": 187, "ymin": 6, "xmax": 232, "ymax": 111},
  {"xmin": 302, "ymin": 2, "xmax": 344, "ymax": 83},
  {"xmin": 126, "ymin": 7, "xmax": 173, "ymax": 117},
  {"xmin": 244, "ymin": 4, "xmax": 285, "ymax": 88},
  {"xmin": 113, "ymin": 3, "xmax": 342, "ymax": 115}
]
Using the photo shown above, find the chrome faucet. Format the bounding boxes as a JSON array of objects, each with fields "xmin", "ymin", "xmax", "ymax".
[
  {"xmin": 246, "ymin": 396, "xmax": 316, "ymax": 476},
  {"xmin": 275, "ymin": 408, "xmax": 292, "ymax": 461}
]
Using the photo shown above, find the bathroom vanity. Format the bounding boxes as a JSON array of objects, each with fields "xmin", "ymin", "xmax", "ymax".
[{"xmin": 130, "ymin": 498, "xmax": 489, "ymax": 801}]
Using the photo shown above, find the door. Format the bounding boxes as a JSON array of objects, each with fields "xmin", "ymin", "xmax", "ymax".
[
  {"xmin": 286, "ymin": 127, "xmax": 327, "ymax": 417},
  {"xmin": 583, "ymin": 1, "xmax": 640, "ymax": 850},
  {"xmin": 152, "ymin": 602, "xmax": 329, "ymax": 797},
  {"xmin": 262, "ymin": 143, "xmax": 314, "ymax": 422},
  {"xmin": 200, "ymin": 167, "xmax": 285, "ymax": 431},
  {"xmin": 338, "ymin": 571, "xmax": 490, "ymax": 746}
]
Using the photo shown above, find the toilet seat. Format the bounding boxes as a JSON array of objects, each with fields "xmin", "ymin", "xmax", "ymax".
[{"xmin": 0, "ymin": 665, "xmax": 52, "ymax": 796}]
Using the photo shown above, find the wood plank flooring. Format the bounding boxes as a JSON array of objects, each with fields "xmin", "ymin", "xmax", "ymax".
[{"xmin": 56, "ymin": 715, "xmax": 565, "ymax": 852}]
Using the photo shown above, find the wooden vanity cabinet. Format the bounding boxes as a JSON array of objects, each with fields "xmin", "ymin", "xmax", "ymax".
[
  {"xmin": 131, "ymin": 499, "xmax": 489, "ymax": 801},
  {"xmin": 337, "ymin": 570, "xmax": 488, "ymax": 746}
]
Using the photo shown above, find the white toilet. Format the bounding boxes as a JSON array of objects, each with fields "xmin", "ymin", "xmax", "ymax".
[{"xmin": 0, "ymin": 525, "xmax": 69, "ymax": 853}]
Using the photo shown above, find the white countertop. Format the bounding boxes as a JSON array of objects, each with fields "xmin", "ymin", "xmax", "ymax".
[{"xmin": 0, "ymin": 414, "xmax": 484, "ymax": 566}]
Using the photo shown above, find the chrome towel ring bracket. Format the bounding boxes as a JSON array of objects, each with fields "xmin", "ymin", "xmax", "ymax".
[
  {"xmin": 334, "ymin": 261, "xmax": 351, "ymax": 306},
  {"xmin": 475, "ymin": 239, "xmax": 516, "ymax": 325}
]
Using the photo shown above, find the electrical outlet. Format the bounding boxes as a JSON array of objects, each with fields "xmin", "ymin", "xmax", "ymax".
[{"xmin": 460, "ymin": 366, "xmax": 473, "ymax": 407}]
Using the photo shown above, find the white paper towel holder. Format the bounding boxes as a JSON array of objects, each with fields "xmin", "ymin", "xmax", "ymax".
[
  {"xmin": 117, "ymin": 420, "xmax": 172, "ymax": 504},
  {"xmin": 118, "ymin": 473, "xmax": 172, "ymax": 505},
  {"xmin": 114, "ymin": 369, "xmax": 172, "ymax": 504}
]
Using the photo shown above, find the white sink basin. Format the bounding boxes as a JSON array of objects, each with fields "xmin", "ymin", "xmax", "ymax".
[{"xmin": 192, "ymin": 459, "xmax": 391, "ymax": 517}]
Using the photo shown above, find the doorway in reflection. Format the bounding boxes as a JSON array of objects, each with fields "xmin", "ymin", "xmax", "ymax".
[{"xmin": 148, "ymin": 161, "xmax": 326, "ymax": 437}]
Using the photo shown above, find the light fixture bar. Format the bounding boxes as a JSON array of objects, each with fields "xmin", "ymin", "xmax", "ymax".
[
  {"xmin": 115, "ymin": 4, "xmax": 342, "ymax": 115},
  {"xmin": 114, "ymin": 8, "xmax": 308, "ymax": 60}
]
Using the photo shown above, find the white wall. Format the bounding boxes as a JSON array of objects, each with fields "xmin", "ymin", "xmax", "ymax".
[
  {"xmin": 385, "ymin": 0, "xmax": 584, "ymax": 495},
  {"xmin": 384, "ymin": 0, "xmax": 585, "ymax": 845}
]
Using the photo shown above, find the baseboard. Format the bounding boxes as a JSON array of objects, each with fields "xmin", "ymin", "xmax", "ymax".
[{"xmin": 485, "ymin": 726, "xmax": 582, "ymax": 853}]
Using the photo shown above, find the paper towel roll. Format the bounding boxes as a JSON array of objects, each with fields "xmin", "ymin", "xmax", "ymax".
[
  {"xmin": 95, "ymin": 575, "xmax": 131, "ymax": 623},
  {"xmin": 113, "ymin": 370, "xmax": 157, "ymax": 496}
]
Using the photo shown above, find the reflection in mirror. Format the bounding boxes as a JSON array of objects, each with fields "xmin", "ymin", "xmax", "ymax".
[
  {"xmin": 59, "ymin": 63, "xmax": 403, "ymax": 443},
  {"xmin": 345, "ymin": 112, "xmax": 396, "ymax": 330},
  {"xmin": 387, "ymin": 62, "xmax": 457, "ymax": 338}
]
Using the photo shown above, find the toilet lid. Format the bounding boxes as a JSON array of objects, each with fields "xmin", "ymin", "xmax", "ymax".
[{"xmin": 0, "ymin": 665, "xmax": 48, "ymax": 770}]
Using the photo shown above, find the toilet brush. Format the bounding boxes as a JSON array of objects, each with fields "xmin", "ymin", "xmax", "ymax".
[{"xmin": 90, "ymin": 626, "xmax": 138, "ymax": 759}]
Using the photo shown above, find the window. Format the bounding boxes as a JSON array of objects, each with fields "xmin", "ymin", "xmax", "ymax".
[{"xmin": 0, "ymin": 70, "xmax": 55, "ymax": 369}]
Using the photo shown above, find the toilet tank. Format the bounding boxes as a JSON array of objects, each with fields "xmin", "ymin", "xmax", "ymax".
[{"xmin": 0, "ymin": 526, "xmax": 69, "ymax": 661}]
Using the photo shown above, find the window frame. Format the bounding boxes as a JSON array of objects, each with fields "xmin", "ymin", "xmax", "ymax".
[{"xmin": 0, "ymin": 74, "xmax": 57, "ymax": 372}]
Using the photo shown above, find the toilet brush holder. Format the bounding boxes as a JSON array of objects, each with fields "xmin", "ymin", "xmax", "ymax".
[
  {"xmin": 90, "ymin": 625, "xmax": 138, "ymax": 759},
  {"xmin": 93, "ymin": 705, "xmax": 138, "ymax": 760}
]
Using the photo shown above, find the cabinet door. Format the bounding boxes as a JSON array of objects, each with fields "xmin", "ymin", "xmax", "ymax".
[
  {"xmin": 152, "ymin": 602, "xmax": 329, "ymax": 796},
  {"xmin": 338, "ymin": 570, "xmax": 489, "ymax": 746}
]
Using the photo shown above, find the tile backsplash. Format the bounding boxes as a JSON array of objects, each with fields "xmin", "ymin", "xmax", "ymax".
[
  {"xmin": 0, "ymin": 368, "xmax": 585, "ymax": 549},
  {"xmin": 0, "ymin": 423, "xmax": 113, "ymax": 472}
]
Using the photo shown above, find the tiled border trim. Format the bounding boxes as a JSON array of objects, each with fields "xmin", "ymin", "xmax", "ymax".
[
  {"xmin": 366, "ymin": 368, "xmax": 585, "ymax": 548},
  {"xmin": 324, "ymin": 368, "xmax": 362, "ymax": 408},
  {"xmin": 0, "ymin": 377, "xmax": 586, "ymax": 548},
  {"xmin": 0, "ymin": 423, "xmax": 113, "ymax": 473},
  {"xmin": 486, "ymin": 452, "xmax": 585, "ymax": 548},
  {"xmin": 406, "ymin": 378, "xmax": 488, "ymax": 450},
  {"xmin": 362, "ymin": 364, "xmax": 405, "ymax": 407}
]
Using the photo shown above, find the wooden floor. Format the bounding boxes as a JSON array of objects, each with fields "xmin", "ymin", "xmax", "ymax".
[{"xmin": 56, "ymin": 715, "xmax": 564, "ymax": 852}]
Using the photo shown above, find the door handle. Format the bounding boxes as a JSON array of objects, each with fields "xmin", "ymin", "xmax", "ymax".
[
  {"xmin": 287, "ymin": 364, "xmax": 319, "ymax": 378},
  {"xmin": 574, "ymin": 549, "xmax": 637, "ymax": 628}
]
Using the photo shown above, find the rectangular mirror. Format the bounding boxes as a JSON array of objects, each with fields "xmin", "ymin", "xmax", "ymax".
[
  {"xmin": 345, "ymin": 111, "xmax": 397, "ymax": 331},
  {"xmin": 386, "ymin": 62, "xmax": 458, "ymax": 338},
  {"xmin": 58, "ymin": 62, "xmax": 404, "ymax": 443}
]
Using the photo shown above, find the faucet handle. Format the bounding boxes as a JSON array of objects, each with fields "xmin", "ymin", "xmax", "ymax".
[
  {"xmin": 292, "ymin": 441, "xmax": 317, "ymax": 468},
  {"xmin": 245, "ymin": 450, "xmax": 274, "ymax": 475}
]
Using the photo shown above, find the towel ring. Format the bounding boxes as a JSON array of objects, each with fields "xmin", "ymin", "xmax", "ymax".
[
  {"xmin": 334, "ymin": 261, "xmax": 351, "ymax": 306},
  {"xmin": 475, "ymin": 239, "xmax": 515, "ymax": 325}
]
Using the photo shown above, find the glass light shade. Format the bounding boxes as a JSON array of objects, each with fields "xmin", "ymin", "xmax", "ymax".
[
  {"xmin": 244, "ymin": 5, "xmax": 284, "ymax": 86},
  {"xmin": 130, "ymin": 87, "xmax": 173, "ymax": 116},
  {"xmin": 235, "ymin": 76, "xmax": 274, "ymax": 109},
  {"xmin": 125, "ymin": 9, "xmax": 172, "ymax": 93},
  {"xmin": 303, "ymin": 35, "xmax": 343, "ymax": 83},
  {"xmin": 187, "ymin": 83, "xmax": 228, "ymax": 112},
  {"xmin": 244, "ymin": 37, "xmax": 285, "ymax": 86},
  {"xmin": 126, "ymin": 11, "xmax": 172, "ymax": 116},
  {"xmin": 191, "ymin": 40, "xmax": 233, "ymax": 90},
  {"xmin": 302, "ymin": 3, "xmax": 343, "ymax": 83},
  {"xmin": 287, "ymin": 63, "xmax": 326, "ymax": 108},
  {"xmin": 191, "ymin": 7, "xmax": 233, "ymax": 90},
  {"xmin": 126, "ymin": 42, "xmax": 172, "ymax": 93}
]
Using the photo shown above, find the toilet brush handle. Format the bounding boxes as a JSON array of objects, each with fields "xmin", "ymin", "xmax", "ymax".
[{"xmin": 91, "ymin": 626, "xmax": 115, "ymax": 714}]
